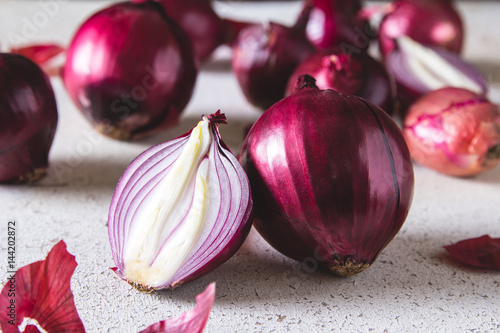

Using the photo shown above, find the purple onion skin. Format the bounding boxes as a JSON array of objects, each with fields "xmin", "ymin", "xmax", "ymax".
[
  {"xmin": 63, "ymin": 1, "xmax": 197, "ymax": 140},
  {"xmin": 286, "ymin": 50, "xmax": 395, "ymax": 115},
  {"xmin": 0, "ymin": 53, "xmax": 58, "ymax": 184},
  {"xmin": 232, "ymin": 19, "xmax": 316, "ymax": 110},
  {"xmin": 239, "ymin": 75, "xmax": 414, "ymax": 276},
  {"xmin": 379, "ymin": 0, "xmax": 463, "ymax": 57},
  {"xmin": 303, "ymin": 0, "xmax": 370, "ymax": 51}
]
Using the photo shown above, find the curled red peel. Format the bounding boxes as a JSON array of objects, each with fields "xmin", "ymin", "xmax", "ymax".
[
  {"xmin": 444, "ymin": 235, "xmax": 500, "ymax": 270},
  {"xmin": 0, "ymin": 241, "xmax": 85, "ymax": 333},
  {"xmin": 139, "ymin": 282, "xmax": 215, "ymax": 333}
]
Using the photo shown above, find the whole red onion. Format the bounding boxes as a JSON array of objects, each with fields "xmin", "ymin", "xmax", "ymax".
[
  {"xmin": 0, "ymin": 53, "xmax": 58, "ymax": 184},
  {"xmin": 63, "ymin": 1, "xmax": 197, "ymax": 140},
  {"xmin": 379, "ymin": 0, "xmax": 463, "ymax": 57},
  {"xmin": 286, "ymin": 49, "xmax": 395, "ymax": 115},
  {"xmin": 302, "ymin": 0, "xmax": 371, "ymax": 51},
  {"xmin": 232, "ymin": 10, "xmax": 316, "ymax": 110},
  {"xmin": 240, "ymin": 75, "xmax": 414, "ymax": 276},
  {"xmin": 152, "ymin": 0, "xmax": 225, "ymax": 62},
  {"xmin": 404, "ymin": 87, "xmax": 500, "ymax": 177}
]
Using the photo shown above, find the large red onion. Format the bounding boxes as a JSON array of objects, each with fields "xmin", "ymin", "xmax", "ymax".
[
  {"xmin": 379, "ymin": 0, "xmax": 463, "ymax": 57},
  {"xmin": 232, "ymin": 9, "xmax": 316, "ymax": 110},
  {"xmin": 404, "ymin": 87, "xmax": 500, "ymax": 177},
  {"xmin": 302, "ymin": 0, "xmax": 371, "ymax": 51},
  {"xmin": 240, "ymin": 75, "xmax": 414, "ymax": 276},
  {"xmin": 0, "ymin": 53, "xmax": 58, "ymax": 184},
  {"xmin": 63, "ymin": 1, "xmax": 197, "ymax": 140},
  {"xmin": 286, "ymin": 49, "xmax": 395, "ymax": 115},
  {"xmin": 108, "ymin": 112, "xmax": 253, "ymax": 291}
]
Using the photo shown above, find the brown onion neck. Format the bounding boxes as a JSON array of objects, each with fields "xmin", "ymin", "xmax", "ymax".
[{"xmin": 294, "ymin": 74, "xmax": 319, "ymax": 92}]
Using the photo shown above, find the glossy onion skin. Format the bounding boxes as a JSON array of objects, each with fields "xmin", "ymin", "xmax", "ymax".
[
  {"xmin": 404, "ymin": 87, "xmax": 500, "ymax": 177},
  {"xmin": 239, "ymin": 78, "xmax": 414, "ymax": 276},
  {"xmin": 286, "ymin": 50, "xmax": 395, "ymax": 115},
  {"xmin": 232, "ymin": 22, "xmax": 316, "ymax": 110},
  {"xmin": 63, "ymin": 1, "xmax": 197, "ymax": 140},
  {"xmin": 379, "ymin": 0, "xmax": 463, "ymax": 57},
  {"xmin": 0, "ymin": 53, "xmax": 58, "ymax": 184}
]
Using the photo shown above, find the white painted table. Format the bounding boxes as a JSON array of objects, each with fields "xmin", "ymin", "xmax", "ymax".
[{"xmin": 1, "ymin": 1, "xmax": 499, "ymax": 332}]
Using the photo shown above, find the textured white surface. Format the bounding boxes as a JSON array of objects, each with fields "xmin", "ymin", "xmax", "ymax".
[{"xmin": 1, "ymin": 1, "xmax": 500, "ymax": 332}]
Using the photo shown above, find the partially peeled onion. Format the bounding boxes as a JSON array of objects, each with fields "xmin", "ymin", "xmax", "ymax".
[{"xmin": 404, "ymin": 87, "xmax": 500, "ymax": 176}]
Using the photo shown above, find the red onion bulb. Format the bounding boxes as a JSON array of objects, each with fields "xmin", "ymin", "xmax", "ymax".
[
  {"xmin": 379, "ymin": 0, "xmax": 463, "ymax": 57},
  {"xmin": 240, "ymin": 75, "xmax": 414, "ymax": 276},
  {"xmin": 232, "ymin": 11, "xmax": 316, "ymax": 110},
  {"xmin": 0, "ymin": 53, "xmax": 58, "ymax": 184},
  {"xmin": 152, "ymin": 0, "xmax": 225, "ymax": 62},
  {"xmin": 63, "ymin": 1, "xmax": 197, "ymax": 140},
  {"xmin": 286, "ymin": 49, "xmax": 395, "ymax": 115},
  {"xmin": 385, "ymin": 36, "xmax": 488, "ymax": 111},
  {"xmin": 108, "ymin": 111, "xmax": 253, "ymax": 291},
  {"xmin": 302, "ymin": 0, "xmax": 371, "ymax": 51},
  {"xmin": 404, "ymin": 87, "xmax": 500, "ymax": 176}
]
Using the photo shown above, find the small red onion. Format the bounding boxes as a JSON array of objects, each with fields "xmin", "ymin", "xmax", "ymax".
[
  {"xmin": 232, "ymin": 9, "xmax": 316, "ymax": 110},
  {"xmin": 0, "ymin": 53, "xmax": 58, "ymax": 184},
  {"xmin": 240, "ymin": 75, "xmax": 414, "ymax": 276},
  {"xmin": 379, "ymin": 0, "xmax": 463, "ymax": 57},
  {"xmin": 385, "ymin": 36, "xmax": 488, "ymax": 110},
  {"xmin": 151, "ymin": 0, "xmax": 225, "ymax": 62},
  {"xmin": 63, "ymin": 1, "xmax": 197, "ymax": 140},
  {"xmin": 108, "ymin": 111, "xmax": 253, "ymax": 291},
  {"xmin": 302, "ymin": 0, "xmax": 371, "ymax": 51},
  {"xmin": 404, "ymin": 87, "xmax": 500, "ymax": 177},
  {"xmin": 286, "ymin": 49, "xmax": 395, "ymax": 115}
]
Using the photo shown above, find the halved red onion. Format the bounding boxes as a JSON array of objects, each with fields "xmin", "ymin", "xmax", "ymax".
[
  {"xmin": 0, "ymin": 53, "xmax": 58, "ymax": 184},
  {"xmin": 63, "ymin": 1, "xmax": 197, "ymax": 140},
  {"xmin": 231, "ymin": 9, "xmax": 316, "ymax": 110},
  {"xmin": 385, "ymin": 36, "xmax": 488, "ymax": 110},
  {"xmin": 286, "ymin": 49, "xmax": 395, "ymax": 115},
  {"xmin": 379, "ymin": 0, "xmax": 463, "ymax": 57},
  {"xmin": 108, "ymin": 111, "xmax": 253, "ymax": 291},
  {"xmin": 240, "ymin": 75, "xmax": 414, "ymax": 276},
  {"xmin": 404, "ymin": 87, "xmax": 500, "ymax": 176}
]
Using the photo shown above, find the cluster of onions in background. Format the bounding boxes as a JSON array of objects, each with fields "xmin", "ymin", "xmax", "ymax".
[{"xmin": 1, "ymin": 0, "xmax": 499, "ymax": 302}]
